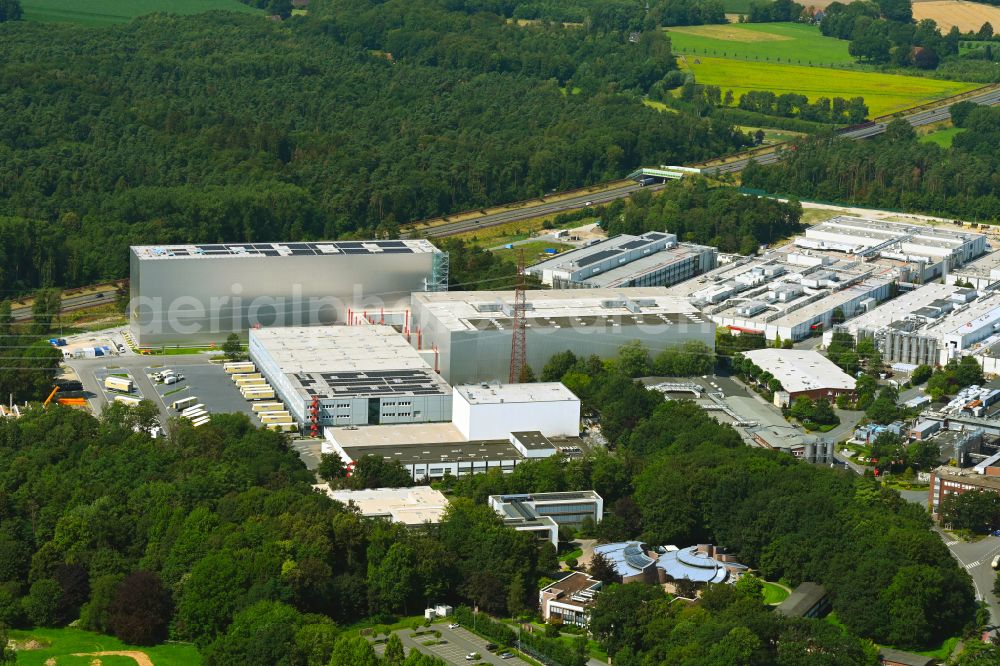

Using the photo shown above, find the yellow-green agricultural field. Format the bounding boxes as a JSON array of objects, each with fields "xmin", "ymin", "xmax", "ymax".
[{"xmin": 678, "ymin": 56, "xmax": 979, "ymax": 118}]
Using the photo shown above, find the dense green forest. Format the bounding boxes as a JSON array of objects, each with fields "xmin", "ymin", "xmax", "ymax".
[
  {"xmin": 743, "ymin": 104, "xmax": 1000, "ymax": 220},
  {"xmin": 600, "ymin": 180, "xmax": 803, "ymax": 254},
  {"xmin": 0, "ymin": 1, "xmax": 751, "ymax": 296},
  {"xmin": 0, "ymin": 343, "xmax": 980, "ymax": 662}
]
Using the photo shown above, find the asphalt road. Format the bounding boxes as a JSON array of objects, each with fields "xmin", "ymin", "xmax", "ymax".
[
  {"xmin": 413, "ymin": 183, "xmax": 660, "ymax": 239},
  {"xmin": 408, "ymin": 87, "xmax": 1000, "ymax": 240},
  {"xmin": 935, "ymin": 530, "xmax": 1000, "ymax": 629},
  {"xmin": 11, "ymin": 288, "xmax": 118, "ymax": 321},
  {"xmin": 705, "ymin": 87, "xmax": 1000, "ymax": 176}
]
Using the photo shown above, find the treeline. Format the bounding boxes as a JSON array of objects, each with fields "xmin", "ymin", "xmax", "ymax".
[
  {"xmin": 738, "ymin": 90, "xmax": 868, "ymax": 124},
  {"xmin": 0, "ymin": 408, "xmax": 557, "ymax": 662},
  {"xmin": 747, "ymin": 0, "xmax": 804, "ymax": 23},
  {"xmin": 599, "ymin": 180, "xmax": 803, "ymax": 255},
  {"xmin": 742, "ymin": 105, "xmax": 1000, "ymax": 221},
  {"xmin": 821, "ymin": 1, "xmax": 960, "ymax": 68},
  {"xmin": 0, "ymin": 9, "xmax": 751, "ymax": 295}
]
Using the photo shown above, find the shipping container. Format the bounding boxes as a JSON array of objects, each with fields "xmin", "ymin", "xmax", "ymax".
[
  {"xmin": 260, "ymin": 414, "xmax": 294, "ymax": 424},
  {"xmin": 242, "ymin": 389, "xmax": 276, "ymax": 400},
  {"xmin": 236, "ymin": 377, "xmax": 268, "ymax": 388},
  {"xmin": 223, "ymin": 362, "xmax": 256, "ymax": 374},
  {"xmin": 251, "ymin": 402, "xmax": 285, "ymax": 413},
  {"xmin": 181, "ymin": 404, "xmax": 206, "ymax": 417},
  {"xmin": 191, "ymin": 416, "xmax": 211, "ymax": 428},
  {"xmin": 104, "ymin": 376, "xmax": 133, "ymax": 393},
  {"xmin": 265, "ymin": 423, "xmax": 297, "ymax": 432},
  {"xmin": 114, "ymin": 395, "xmax": 142, "ymax": 407},
  {"xmin": 171, "ymin": 396, "xmax": 198, "ymax": 411},
  {"xmin": 230, "ymin": 373, "xmax": 262, "ymax": 382}
]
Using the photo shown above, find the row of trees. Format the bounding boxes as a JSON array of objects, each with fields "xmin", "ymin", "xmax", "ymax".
[
  {"xmin": 743, "ymin": 106, "xmax": 1000, "ymax": 221},
  {"xmin": 737, "ymin": 90, "xmax": 869, "ymax": 124}
]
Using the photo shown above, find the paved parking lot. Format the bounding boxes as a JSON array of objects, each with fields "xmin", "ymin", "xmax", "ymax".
[
  {"xmin": 374, "ymin": 625, "xmax": 530, "ymax": 666},
  {"xmin": 93, "ymin": 368, "xmax": 148, "ymax": 404},
  {"xmin": 144, "ymin": 363, "xmax": 262, "ymax": 424}
]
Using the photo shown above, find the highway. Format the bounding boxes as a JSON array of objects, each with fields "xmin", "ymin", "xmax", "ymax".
[
  {"xmin": 704, "ymin": 86, "xmax": 1000, "ymax": 176},
  {"xmin": 411, "ymin": 182, "xmax": 662, "ymax": 239},
  {"xmin": 408, "ymin": 85, "xmax": 1000, "ymax": 238},
  {"xmin": 10, "ymin": 288, "xmax": 118, "ymax": 321}
]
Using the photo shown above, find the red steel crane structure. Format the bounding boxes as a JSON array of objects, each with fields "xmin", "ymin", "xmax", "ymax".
[{"xmin": 508, "ymin": 250, "xmax": 528, "ymax": 384}]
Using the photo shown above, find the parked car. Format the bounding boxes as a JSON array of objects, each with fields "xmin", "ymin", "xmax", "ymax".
[
  {"xmin": 465, "ymin": 653, "xmax": 480, "ymax": 661},
  {"xmin": 485, "ymin": 643, "xmax": 498, "ymax": 652},
  {"xmin": 500, "ymin": 652, "xmax": 515, "ymax": 659},
  {"xmin": 448, "ymin": 623, "xmax": 461, "ymax": 629}
]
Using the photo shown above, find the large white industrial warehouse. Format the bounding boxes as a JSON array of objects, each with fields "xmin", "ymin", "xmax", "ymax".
[
  {"xmin": 129, "ymin": 240, "xmax": 448, "ymax": 346},
  {"xmin": 249, "ymin": 325, "xmax": 452, "ymax": 429},
  {"xmin": 410, "ymin": 288, "xmax": 715, "ymax": 384}
]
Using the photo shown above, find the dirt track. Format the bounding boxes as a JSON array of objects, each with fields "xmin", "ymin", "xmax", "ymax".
[{"xmin": 71, "ymin": 651, "xmax": 154, "ymax": 666}]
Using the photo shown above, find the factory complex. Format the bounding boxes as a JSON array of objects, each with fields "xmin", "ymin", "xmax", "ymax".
[
  {"xmin": 411, "ymin": 288, "xmax": 715, "ymax": 384},
  {"xmin": 662, "ymin": 217, "xmax": 988, "ymax": 342},
  {"xmin": 526, "ymin": 231, "xmax": 717, "ymax": 289},
  {"xmin": 128, "ymin": 239, "xmax": 448, "ymax": 346}
]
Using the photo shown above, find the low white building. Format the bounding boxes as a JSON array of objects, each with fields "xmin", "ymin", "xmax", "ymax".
[
  {"xmin": 452, "ymin": 382, "xmax": 580, "ymax": 441},
  {"xmin": 741, "ymin": 349, "xmax": 855, "ymax": 401},
  {"xmin": 314, "ymin": 485, "xmax": 450, "ymax": 526}
]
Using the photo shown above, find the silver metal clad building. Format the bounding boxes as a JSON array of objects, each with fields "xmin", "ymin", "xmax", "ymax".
[
  {"xmin": 129, "ymin": 240, "xmax": 448, "ymax": 346},
  {"xmin": 411, "ymin": 288, "xmax": 716, "ymax": 384}
]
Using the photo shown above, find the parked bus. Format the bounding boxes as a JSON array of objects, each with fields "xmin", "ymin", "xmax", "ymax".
[
  {"xmin": 114, "ymin": 395, "xmax": 142, "ymax": 407},
  {"xmin": 104, "ymin": 376, "xmax": 133, "ymax": 393},
  {"xmin": 171, "ymin": 396, "xmax": 198, "ymax": 411}
]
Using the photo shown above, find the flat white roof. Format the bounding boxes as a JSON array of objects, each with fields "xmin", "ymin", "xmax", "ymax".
[
  {"xmin": 250, "ymin": 325, "xmax": 451, "ymax": 401},
  {"xmin": 132, "ymin": 239, "xmax": 440, "ymax": 260},
  {"xmin": 413, "ymin": 288, "xmax": 706, "ymax": 332},
  {"xmin": 741, "ymin": 349, "xmax": 855, "ymax": 394},
  {"xmin": 841, "ymin": 283, "xmax": 959, "ymax": 332},
  {"xmin": 315, "ymin": 485, "xmax": 449, "ymax": 525},
  {"xmin": 328, "ymin": 422, "xmax": 467, "ymax": 448},
  {"xmin": 251, "ymin": 325, "xmax": 432, "ymax": 373},
  {"xmin": 455, "ymin": 382, "xmax": 578, "ymax": 405}
]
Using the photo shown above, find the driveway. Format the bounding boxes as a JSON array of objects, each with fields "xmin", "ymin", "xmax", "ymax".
[
  {"xmin": 935, "ymin": 529, "xmax": 1000, "ymax": 629},
  {"xmin": 374, "ymin": 625, "xmax": 531, "ymax": 666}
]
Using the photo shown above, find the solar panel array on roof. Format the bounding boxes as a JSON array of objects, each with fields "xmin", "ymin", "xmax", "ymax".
[
  {"xmin": 296, "ymin": 368, "xmax": 448, "ymax": 399},
  {"xmin": 136, "ymin": 240, "xmax": 434, "ymax": 259},
  {"xmin": 575, "ymin": 249, "xmax": 622, "ymax": 267},
  {"xmin": 620, "ymin": 239, "xmax": 652, "ymax": 250}
]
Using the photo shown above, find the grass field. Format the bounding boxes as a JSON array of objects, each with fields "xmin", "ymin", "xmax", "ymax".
[
  {"xmin": 9, "ymin": 627, "xmax": 201, "ymax": 666},
  {"xmin": 21, "ymin": 0, "xmax": 262, "ymax": 25},
  {"xmin": 920, "ymin": 126, "xmax": 965, "ymax": 147},
  {"xmin": 492, "ymin": 241, "xmax": 574, "ymax": 264},
  {"xmin": 912, "ymin": 0, "xmax": 1000, "ymax": 33},
  {"xmin": 762, "ymin": 582, "xmax": 791, "ymax": 605},
  {"xmin": 667, "ymin": 22, "xmax": 854, "ymax": 66},
  {"xmin": 677, "ymin": 56, "xmax": 979, "ymax": 118}
]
